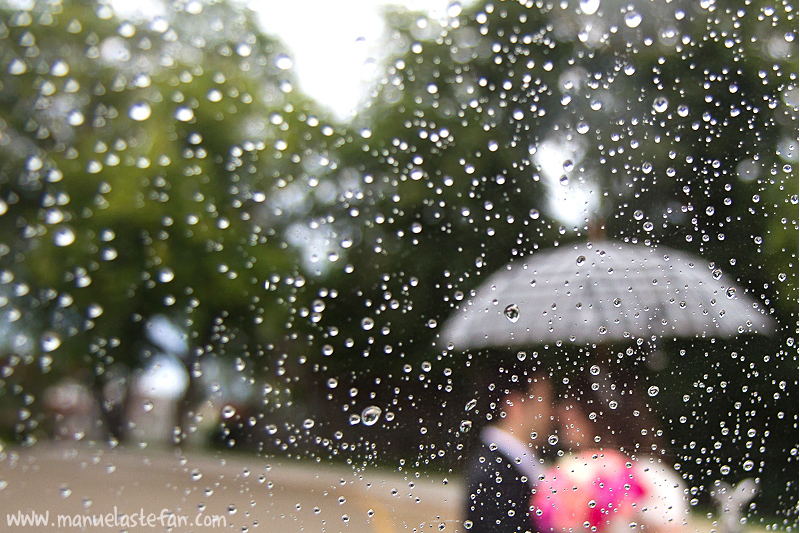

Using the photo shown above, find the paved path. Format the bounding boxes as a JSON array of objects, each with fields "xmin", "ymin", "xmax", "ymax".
[
  {"xmin": 0, "ymin": 444, "xmax": 463, "ymax": 532},
  {"xmin": 0, "ymin": 444, "xmax": 761, "ymax": 533}
]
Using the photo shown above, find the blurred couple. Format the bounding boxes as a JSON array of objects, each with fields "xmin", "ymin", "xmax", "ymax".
[{"xmin": 462, "ymin": 361, "xmax": 688, "ymax": 533}]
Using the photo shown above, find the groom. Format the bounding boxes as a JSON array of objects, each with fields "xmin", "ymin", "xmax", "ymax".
[{"xmin": 463, "ymin": 363, "xmax": 554, "ymax": 532}]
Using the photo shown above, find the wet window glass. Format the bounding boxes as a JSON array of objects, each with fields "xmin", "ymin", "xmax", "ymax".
[{"xmin": 0, "ymin": 0, "xmax": 796, "ymax": 532}]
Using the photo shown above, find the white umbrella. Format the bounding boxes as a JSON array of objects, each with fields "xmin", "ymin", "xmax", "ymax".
[{"xmin": 440, "ymin": 241, "xmax": 774, "ymax": 349}]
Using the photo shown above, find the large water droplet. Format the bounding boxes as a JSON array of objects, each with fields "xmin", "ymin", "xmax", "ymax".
[
  {"xmin": 504, "ymin": 304, "xmax": 520, "ymax": 323},
  {"xmin": 275, "ymin": 54, "xmax": 293, "ymax": 70},
  {"xmin": 174, "ymin": 107, "xmax": 194, "ymax": 122},
  {"xmin": 53, "ymin": 227, "xmax": 75, "ymax": 247},
  {"xmin": 653, "ymin": 96, "xmax": 668, "ymax": 113},
  {"xmin": 361, "ymin": 406, "xmax": 381, "ymax": 426},
  {"xmin": 129, "ymin": 102, "xmax": 152, "ymax": 121},
  {"xmin": 580, "ymin": 0, "xmax": 600, "ymax": 14},
  {"xmin": 41, "ymin": 332, "xmax": 61, "ymax": 352},
  {"xmin": 624, "ymin": 11, "xmax": 642, "ymax": 27}
]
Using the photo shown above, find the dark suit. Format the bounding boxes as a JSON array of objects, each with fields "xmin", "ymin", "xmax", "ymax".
[{"xmin": 463, "ymin": 441, "xmax": 541, "ymax": 532}]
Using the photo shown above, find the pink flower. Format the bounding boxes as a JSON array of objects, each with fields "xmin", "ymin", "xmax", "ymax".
[{"xmin": 531, "ymin": 450, "xmax": 648, "ymax": 532}]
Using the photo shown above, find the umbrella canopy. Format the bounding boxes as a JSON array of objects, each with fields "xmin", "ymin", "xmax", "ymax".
[{"xmin": 440, "ymin": 241, "xmax": 775, "ymax": 349}]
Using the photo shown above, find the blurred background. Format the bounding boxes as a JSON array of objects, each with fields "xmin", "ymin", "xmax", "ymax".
[{"xmin": 0, "ymin": 0, "xmax": 796, "ymax": 530}]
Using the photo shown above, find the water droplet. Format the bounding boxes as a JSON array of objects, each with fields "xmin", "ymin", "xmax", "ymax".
[
  {"xmin": 265, "ymin": 424, "xmax": 278, "ymax": 435},
  {"xmin": 8, "ymin": 58, "xmax": 26, "ymax": 75},
  {"xmin": 643, "ymin": 221, "xmax": 654, "ymax": 232},
  {"xmin": 53, "ymin": 227, "xmax": 76, "ymax": 247},
  {"xmin": 648, "ymin": 386, "xmax": 660, "ymax": 397},
  {"xmin": 460, "ymin": 420, "xmax": 472, "ymax": 432},
  {"xmin": 174, "ymin": 107, "xmax": 194, "ymax": 122},
  {"xmin": 743, "ymin": 460, "xmax": 754, "ymax": 471},
  {"xmin": 590, "ymin": 365, "xmax": 600, "ymax": 376},
  {"xmin": 580, "ymin": 0, "xmax": 600, "ymax": 15},
  {"xmin": 653, "ymin": 96, "xmax": 668, "ymax": 113},
  {"xmin": 222, "ymin": 405, "xmax": 236, "ymax": 419},
  {"xmin": 67, "ymin": 110, "xmax": 84, "ymax": 126},
  {"xmin": 302, "ymin": 418, "xmax": 315, "ymax": 429},
  {"xmin": 548, "ymin": 434, "xmax": 559, "ymax": 446},
  {"xmin": 529, "ymin": 209, "xmax": 540, "ymax": 220},
  {"xmin": 608, "ymin": 400, "xmax": 618, "ymax": 409},
  {"xmin": 633, "ymin": 210, "xmax": 644, "ymax": 221},
  {"xmin": 191, "ymin": 468, "xmax": 202, "ymax": 481},
  {"xmin": 206, "ymin": 88, "xmax": 223, "ymax": 102},
  {"xmin": 465, "ymin": 399, "xmax": 477, "ymax": 411},
  {"xmin": 327, "ymin": 378, "xmax": 338, "ymax": 389},
  {"xmin": 361, "ymin": 406, "xmax": 381, "ymax": 426},
  {"xmin": 41, "ymin": 332, "xmax": 61, "ymax": 352},
  {"xmin": 60, "ymin": 486, "xmax": 72, "ymax": 498},
  {"xmin": 143, "ymin": 400, "xmax": 154, "ymax": 412},
  {"xmin": 504, "ymin": 304, "xmax": 520, "ymax": 323},
  {"xmin": 361, "ymin": 317, "xmax": 374, "ymax": 330},
  {"xmin": 576, "ymin": 255, "xmax": 586, "ymax": 266},
  {"xmin": 129, "ymin": 102, "xmax": 152, "ymax": 121},
  {"xmin": 624, "ymin": 11, "xmax": 642, "ymax": 27},
  {"xmin": 275, "ymin": 54, "xmax": 293, "ymax": 70},
  {"xmin": 726, "ymin": 287, "xmax": 736, "ymax": 299}
]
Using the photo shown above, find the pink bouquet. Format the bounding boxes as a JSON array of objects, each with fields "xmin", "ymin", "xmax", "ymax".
[{"xmin": 531, "ymin": 450, "xmax": 648, "ymax": 532}]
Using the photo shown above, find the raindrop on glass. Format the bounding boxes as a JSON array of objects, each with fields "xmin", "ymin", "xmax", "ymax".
[
  {"xmin": 174, "ymin": 107, "xmax": 194, "ymax": 122},
  {"xmin": 40, "ymin": 332, "xmax": 61, "ymax": 352},
  {"xmin": 361, "ymin": 406, "xmax": 381, "ymax": 426},
  {"xmin": 503, "ymin": 304, "xmax": 520, "ymax": 323},
  {"xmin": 653, "ymin": 96, "xmax": 668, "ymax": 113},
  {"xmin": 579, "ymin": 0, "xmax": 600, "ymax": 15},
  {"xmin": 624, "ymin": 11, "xmax": 642, "ymax": 28},
  {"xmin": 129, "ymin": 102, "xmax": 152, "ymax": 121},
  {"xmin": 275, "ymin": 54, "xmax": 293, "ymax": 70},
  {"xmin": 53, "ymin": 227, "xmax": 76, "ymax": 247}
]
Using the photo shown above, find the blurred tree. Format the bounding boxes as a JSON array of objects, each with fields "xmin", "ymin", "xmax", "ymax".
[{"xmin": 0, "ymin": 0, "xmax": 332, "ymax": 442}]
